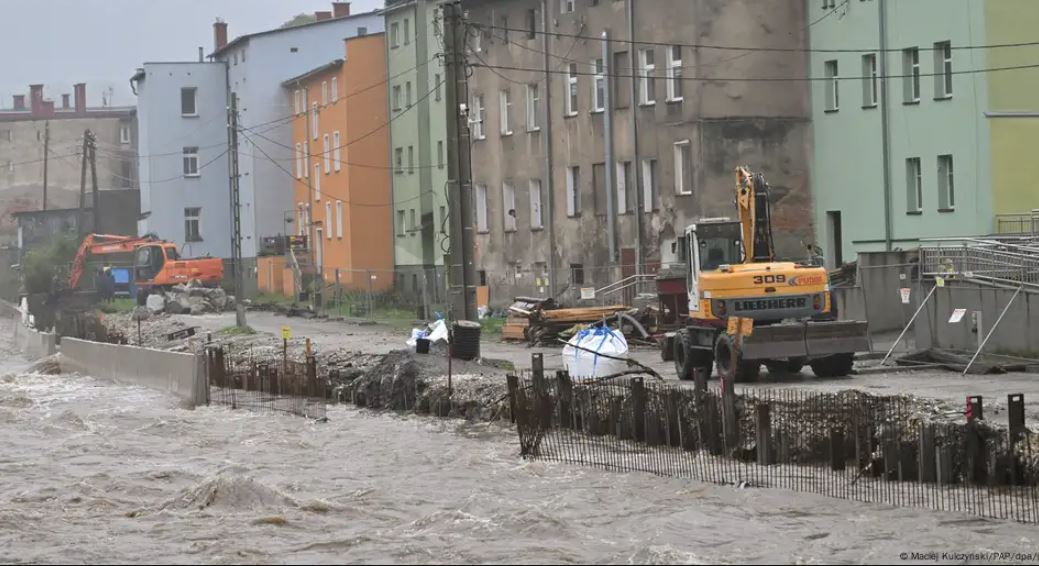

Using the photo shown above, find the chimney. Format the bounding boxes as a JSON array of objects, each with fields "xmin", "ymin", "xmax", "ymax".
[
  {"xmin": 12, "ymin": 95, "xmax": 25, "ymax": 111},
  {"xmin": 74, "ymin": 83, "xmax": 86, "ymax": 114},
  {"xmin": 332, "ymin": 2, "xmax": 350, "ymax": 18},
  {"xmin": 315, "ymin": 11, "xmax": 332, "ymax": 21},
  {"xmin": 29, "ymin": 84, "xmax": 44, "ymax": 115},
  {"xmin": 198, "ymin": 46, "xmax": 204, "ymax": 62},
  {"xmin": 62, "ymin": 94, "xmax": 70, "ymax": 109},
  {"xmin": 213, "ymin": 18, "xmax": 228, "ymax": 52}
]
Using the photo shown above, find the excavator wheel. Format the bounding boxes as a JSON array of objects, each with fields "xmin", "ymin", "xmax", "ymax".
[
  {"xmin": 809, "ymin": 353, "xmax": 855, "ymax": 378},
  {"xmin": 674, "ymin": 330, "xmax": 713, "ymax": 381},
  {"xmin": 714, "ymin": 333, "xmax": 760, "ymax": 383},
  {"xmin": 764, "ymin": 357, "xmax": 806, "ymax": 375}
]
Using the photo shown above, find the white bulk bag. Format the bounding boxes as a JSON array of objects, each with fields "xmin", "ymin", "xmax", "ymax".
[{"xmin": 563, "ymin": 326, "xmax": 629, "ymax": 380}]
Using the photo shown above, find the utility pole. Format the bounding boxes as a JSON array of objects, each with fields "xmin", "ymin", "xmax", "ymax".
[
  {"xmin": 226, "ymin": 93, "xmax": 247, "ymax": 328},
  {"xmin": 302, "ymin": 83, "xmax": 317, "ymax": 308},
  {"xmin": 540, "ymin": 0, "xmax": 557, "ymax": 297},
  {"xmin": 42, "ymin": 121, "xmax": 49, "ymax": 211},
  {"xmin": 443, "ymin": 1, "xmax": 477, "ymax": 322},
  {"xmin": 89, "ymin": 133, "xmax": 99, "ymax": 233},
  {"xmin": 603, "ymin": 30, "xmax": 617, "ymax": 264},
  {"xmin": 77, "ymin": 129, "xmax": 90, "ymax": 237}
]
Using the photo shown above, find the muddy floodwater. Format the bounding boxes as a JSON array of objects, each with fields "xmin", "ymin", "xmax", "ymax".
[{"xmin": 1, "ymin": 349, "xmax": 1038, "ymax": 564}]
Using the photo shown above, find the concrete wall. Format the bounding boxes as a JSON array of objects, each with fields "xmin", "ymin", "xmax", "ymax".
[
  {"xmin": 0, "ymin": 299, "xmax": 57, "ymax": 360},
  {"xmin": 60, "ymin": 338, "xmax": 207, "ymax": 407},
  {"xmin": 914, "ymin": 282, "xmax": 1039, "ymax": 357}
]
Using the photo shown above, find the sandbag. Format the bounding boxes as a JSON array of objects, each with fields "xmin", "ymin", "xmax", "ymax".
[{"xmin": 563, "ymin": 326, "xmax": 629, "ymax": 380}]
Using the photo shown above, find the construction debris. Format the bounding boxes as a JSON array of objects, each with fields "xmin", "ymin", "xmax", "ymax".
[
  {"xmin": 501, "ymin": 296, "xmax": 633, "ymax": 346},
  {"xmin": 149, "ymin": 281, "xmax": 234, "ymax": 315}
]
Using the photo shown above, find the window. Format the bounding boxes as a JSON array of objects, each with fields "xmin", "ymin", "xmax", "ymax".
[
  {"xmin": 406, "ymin": 81, "xmax": 413, "ymax": 107},
  {"xmin": 674, "ymin": 140, "xmax": 692, "ymax": 195},
  {"xmin": 472, "ymin": 95, "xmax": 485, "ymax": 139},
  {"xmin": 437, "ymin": 140, "xmax": 444, "ymax": 168},
  {"xmin": 395, "ymin": 148, "xmax": 404, "ymax": 173},
  {"xmin": 503, "ymin": 183, "xmax": 517, "ymax": 232},
  {"xmin": 358, "ymin": 27, "xmax": 367, "ymax": 37},
  {"xmin": 397, "ymin": 210, "xmax": 406, "ymax": 235},
  {"xmin": 180, "ymin": 87, "xmax": 197, "ymax": 116},
  {"xmin": 320, "ymin": 133, "xmax": 328, "ymax": 173},
  {"xmin": 500, "ymin": 15, "xmax": 509, "ymax": 42},
  {"xmin": 566, "ymin": 166, "xmax": 580, "ymax": 216},
  {"xmin": 183, "ymin": 147, "xmax": 199, "ymax": 177},
  {"xmin": 566, "ymin": 64, "xmax": 578, "ymax": 116},
  {"xmin": 233, "ymin": 52, "xmax": 238, "ymax": 66},
  {"xmin": 571, "ymin": 263, "xmax": 584, "ymax": 285},
  {"xmin": 184, "ymin": 208, "xmax": 201, "ymax": 242},
  {"xmin": 332, "ymin": 77, "xmax": 338, "ymax": 102},
  {"xmin": 616, "ymin": 161, "xmax": 632, "ymax": 214},
  {"xmin": 614, "ymin": 51, "xmax": 630, "ymax": 108},
  {"xmin": 562, "ymin": 0, "xmax": 575, "ymax": 14},
  {"xmin": 824, "ymin": 60, "xmax": 839, "ymax": 111},
  {"xmin": 903, "ymin": 48, "xmax": 920, "ymax": 103},
  {"xmin": 526, "ymin": 9, "xmax": 537, "ymax": 39},
  {"xmin": 314, "ymin": 164, "xmax": 321, "ymax": 200},
  {"xmin": 593, "ymin": 163, "xmax": 606, "ymax": 215},
  {"xmin": 526, "ymin": 83, "xmax": 540, "ymax": 131},
  {"xmin": 304, "ymin": 141, "xmax": 310, "ymax": 177},
  {"xmin": 408, "ymin": 145, "xmax": 414, "ymax": 173},
  {"xmin": 592, "ymin": 58, "xmax": 605, "ymax": 112},
  {"xmin": 326, "ymin": 202, "xmax": 333, "ymax": 239},
  {"xmin": 391, "ymin": 22, "xmax": 399, "ymax": 48},
  {"xmin": 295, "ymin": 143, "xmax": 303, "ymax": 178},
  {"xmin": 241, "ymin": 48, "xmax": 245, "ymax": 62},
  {"xmin": 938, "ymin": 155, "xmax": 955, "ymax": 210},
  {"xmin": 499, "ymin": 89, "xmax": 513, "ymax": 135},
  {"xmin": 434, "ymin": 74, "xmax": 442, "ymax": 101},
  {"xmin": 409, "ymin": 209, "xmax": 416, "ymax": 232},
  {"xmin": 476, "ymin": 184, "xmax": 489, "ymax": 232},
  {"xmin": 294, "ymin": 89, "xmax": 302, "ymax": 114},
  {"xmin": 333, "ymin": 132, "xmax": 341, "ymax": 171},
  {"xmin": 120, "ymin": 125, "xmax": 131, "ymax": 144},
  {"xmin": 322, "ymin": 81, "xmax": 328, "ymax": 106},
  {"xmin": 393, "ymin": 85, "xmax": 402, "ymax": 111},
  {"xmin": 823, "ymin": 0, "xmax": 836, "ymax": 7},
  {"xmin": 312, "ymin": 103, "xmax": 318, "ymax": 139},
  {"xmin": 934, "ymin": 41, "xmax": 953, "ymax": 99},
  {"xmin": 530, "ymin": 179, "xmax": 543, "ymax": 229},
  {"xmin": 471, "ymin": 27, "xmax": 482, "ymax": 53},
  {"xmin": 639, "ymin": 49, "xmax": 656, "ymax": 105},
  {"xmin": 641, "ymin": 158, "xmax": 657, "ymax": 212},
  {"xmin": 906, "ymin": 157, "xmax": 922, "ymax": 213},
  {"xmin": 666, "ymin": 46, "xmax": 683, "ymax": 101},
  {"xmin": 404, "ymin": 18, "xmax": 410, "ymax": 45},
  {"xmin": 861, "ymin": 54, "xmax": 878, "ymax": 108},
  {"xmin": 336, "ymin": 200, "xmax": 343, "ymax": 238}
]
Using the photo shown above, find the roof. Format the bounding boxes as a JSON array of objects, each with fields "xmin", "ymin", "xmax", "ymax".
[
  {"xmin": 210, "ymin": 10, "xmax": 378, "ymax": 59},
  {"xmin": 281, "ymin": 59, "xmax": 344, "ymax": 87}
]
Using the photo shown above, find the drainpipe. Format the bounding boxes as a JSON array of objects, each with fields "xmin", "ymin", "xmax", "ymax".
[
  {"xmin": 603, "ymin": 30, "xmax": 617, "ymax": 264},
  {"xmin": 627, "ymin": 0, "xmax": 643, "ymax": 274},
  {"xmin": 878, "ymin": 0, "xmax": 893, "ymax": 250},
  {"xmin": 541, "ymin": 0, "xmax": 557, "ymax": 295}
]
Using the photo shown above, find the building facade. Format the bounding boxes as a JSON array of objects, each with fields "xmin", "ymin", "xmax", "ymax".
[
  {"xmin": 284, "ymin": 33, "xmax": 393, "ymax": 291},
  {"xmin": 0, "ymin": 83, "xmax": 137, "ymax": 244},
  {"xmin": 466, "ymin": 0, "xmax": 813, "ymax": 306},
  {"xmin": 384, "ymin": 0, "xmax": 451, "ymax": 297},
  {"xmin": 809, "ymin": 0, "xmax": 992, "ymax": 266}
]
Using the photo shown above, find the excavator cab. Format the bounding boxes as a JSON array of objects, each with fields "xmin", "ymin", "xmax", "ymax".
[
  {"xmin": 678, "ymin": 219, "xmax": 742, "ymax": 313},
  {"xmin": 134, "ymin": 245, "xmax": 166, "ymax": 282}
]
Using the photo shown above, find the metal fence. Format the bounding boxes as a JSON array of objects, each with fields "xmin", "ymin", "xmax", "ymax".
[
  {"xmin": 204, "ymin": 346, "xmax": 328, "ymax": 420},
  {"xmin": 507, "ymin": 368, "xmax": 1039, "ymax": 523}
]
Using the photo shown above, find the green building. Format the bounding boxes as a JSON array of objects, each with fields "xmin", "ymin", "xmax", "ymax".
[
  {"xmin": 809, "ymin": 0, "xmax": 997, "ymax": 266},
  {"xmin": 384, "ymin": 0, "xmax": 451, "ymax": 295}
]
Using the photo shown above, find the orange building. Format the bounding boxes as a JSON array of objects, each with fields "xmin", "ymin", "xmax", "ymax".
[{"xmin": 283, "ymin": 33, "xmax": 392, "ymax": 292}]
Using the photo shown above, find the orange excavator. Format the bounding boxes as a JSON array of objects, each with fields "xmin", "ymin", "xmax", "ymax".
[{"xmin": 68, "ymin": 234, "xmax": 224, "ymax": 300}]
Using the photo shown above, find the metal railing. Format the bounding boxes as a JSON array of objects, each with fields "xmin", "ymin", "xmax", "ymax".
[
  {"xmin": 595, "ymin": 273, "xmax": 657, "ymax": 307},
  {"xmin": 996, "ymin": 210, "xmax": 1039, "ymax": 235},
  {"xmin": 919, "ymin": 238, "xmax": 1039, "ymax": 289}
]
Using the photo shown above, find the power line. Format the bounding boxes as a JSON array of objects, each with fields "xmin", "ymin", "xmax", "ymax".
[{"xmin": 478, "ymin": 23, "xmax": 1039, "ymax": 54}]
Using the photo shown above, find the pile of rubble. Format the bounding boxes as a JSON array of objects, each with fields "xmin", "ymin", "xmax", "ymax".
[{"xmin": 145, "ymin": 282, "xmax": 235, "ymax": 316}]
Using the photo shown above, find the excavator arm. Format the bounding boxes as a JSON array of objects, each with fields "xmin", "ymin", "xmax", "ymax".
[
  {"xmin": 735, "ymin": 166, "xmax": 777, "ymax": 264},
  {"xmin": 68, "ymin": 234, "xmax": 150, "ymax": 290}
]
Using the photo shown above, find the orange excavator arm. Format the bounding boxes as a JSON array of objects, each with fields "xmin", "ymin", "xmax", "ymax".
[{"xmin": 68, "ymin": 234, "xmax": 151, "ymax": 289}]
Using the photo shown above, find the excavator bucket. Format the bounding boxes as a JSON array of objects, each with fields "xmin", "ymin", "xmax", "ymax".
[{"xmin": 738, "ymin": 320, "xmax": 870, "ymax": 361}]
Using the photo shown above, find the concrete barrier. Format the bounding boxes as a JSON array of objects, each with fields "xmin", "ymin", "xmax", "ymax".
[
  {"xmin": 60, "ymin": 338, "xmax": 208, "ymax": 407},
  {"xmin": 0, "ymin": 299, "xmax": 57, "ymax": 360}
]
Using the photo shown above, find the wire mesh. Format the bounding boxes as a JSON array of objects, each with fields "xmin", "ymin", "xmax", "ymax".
[{"xmin": 205, "ymin": 346, "xmax": 327, "ymax": 420}]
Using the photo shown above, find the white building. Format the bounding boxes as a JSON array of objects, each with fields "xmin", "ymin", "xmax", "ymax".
[{"xmin": 133, "ymin": 3, "xmax": 383, "ymax": 293}]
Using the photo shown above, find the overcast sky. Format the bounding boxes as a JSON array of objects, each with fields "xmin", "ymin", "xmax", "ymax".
[{"xmin": 0, "ymin": 0, "xmax": 383, "ymax": 108}]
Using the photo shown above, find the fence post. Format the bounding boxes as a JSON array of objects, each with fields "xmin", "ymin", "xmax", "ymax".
[
  {"xmin": 1008, "ymin": 393, "xmax": 1025, "ymax": 485},
  {"xmin": 756, "ymin": 403, "xmax": 772, "ymax": 466},
  {"xmin": 830, "ymin": 428, "xmax": 846, "ymax": 471},
  {"xmin": 631, "ymin": 377, "xmax": 646, "ymax": 443},
  {"xmin": 367, "ymin": 270, "xmax": 374, "ymax": 319},
  {"xmin": 557, "ymin": 370, "xmax": 572, "ymax": 429},
  {"xmin": 936, "ymin": 442, "xmax": 953, "ymax": 484},
  {"xmin": 967, "ymin": 395, "xmax": 984, "ymax": 422},
  {"xmin": 919, "ymin": 423, "xmax": 937, "ymax": 483},
  {"xmin": 721, "ymin": 375, "xmax": 738, "ymax": 454}
]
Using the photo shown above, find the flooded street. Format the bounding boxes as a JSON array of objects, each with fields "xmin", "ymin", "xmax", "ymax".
[{"xmin": 2, "ymin": 344, "xmax": 1038, "ymax": 564}]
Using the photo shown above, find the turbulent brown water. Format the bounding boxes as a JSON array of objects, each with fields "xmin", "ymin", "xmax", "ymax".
[{"xmin": 1, "ymin": 340, "xmax": 1037, "ymax": 563}]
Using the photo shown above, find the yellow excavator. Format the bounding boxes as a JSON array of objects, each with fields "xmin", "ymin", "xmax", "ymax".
[{"xmin": 672, "ymin": 167, "xmax": 869, "ymax": 381}]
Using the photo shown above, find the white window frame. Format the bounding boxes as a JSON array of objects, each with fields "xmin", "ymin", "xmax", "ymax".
[
  {"xmin": 323, "ymin": 135, "xmax": 331, "ymax": 174},
  {"xmin": 824, "ymin": 59, "xmax": 839, "ymax": 111},
  {"xmin": 503, "ymin": 182, "xmax": 517, "ymax": 232},
  {"xmin": 326, "ymin": 201, "xmax": 333, "ymax": 240},
  {"xmin": 180, "ymin": 87, "xmax": 197, "ymax": 117},
  {"xmin": 862, "ymin": 54, "xmax": 877, "ymax": 108},
  {"xmin": 526, "ymin": 83, "xmax": 540, "ymax": 131},
  {"xmin": 562, "ymin": 0, "xmax": 575, "ymax": 14},
  {"xmin": 333, "ymin": 131, "xmax": 341, "ymax": 172},
  {"xmin": 566, "ymin": 64, "xmax": 579, "ymax": 116},
  {"xmin": 530, "ymin": 179, "xmax": 543, "ymax": 229},
  {"xmin": 904, "ymin": 48, "xmax": 921, "ymax": 103},
  {"xmin": 391, "ymin": 22, "xmax": 399, "ymax": 48},
  {"xmin": 408, "ymin": 145, "xmax": 414, "ymax": 173},
  {"xmin": 935, "ymin": 41, "xmax": 953, "ymax": 99},
  {"xmin": 314, "ymin": 163, "xmax": 322, "ymax": 200},
  {"xmin": 120, "ymin": 125, "xmax": 131, "ymax": 145},
  {"xmin": 304, "ymin": 140, "xmax": 310, "ymax": 178},
  {"xmin": 592, "ymin": 58, "xmax": 605, "ymax": 112},
  {"xmin": 183, "ymin": 147, "xmax": 199, "ymax": 177},
  {"xmin": 639, "ymin": 49, "xmax": 656, "ymax": 105},
  {"xmin": 476, "ymin": 184, "xmax": 489, "ymax": 232},
  {"xmin": 666, "ymin": 45, "xmax": 683, "ymax": 102},
  {"xmin": 294, "ymin": 89, "xmax": 301, "ymax": 114},
  {"xmin": 406, "ymin": 81, "xmax": 412, "ymax": 107},
  {"xmin": 332, "ymin": 78, "xmax": 338, "ymax": 102},
  {"xmin": 641, "ymin": 158, "xmax": 657, "ymax": 212},
  {"xmin": 295, "ymin": 143, "xmax": 303, "ymax": 178},
  {"xmin": 437, "ymin": 140, "xmax": 444, "ymax": 168},
  {"xmin": 393, "ymin": 85, "xmax": 402, "ymax": 111},
  {"xmin": 566, "ymin": 166, "xmax": 580, "ymax": 216},
  {"xmin": 616, "ymin": 161, "xmax": 629, "ymax": 214},
  {"xmin": 184, "ymin": 207, "xmax": 201, "ymax": 242},
  {"xmin": 499, "ymin": 89, "xmax": 513, "ymax": 135},
  {"xmin": 395, "ymin": 147, "xmax": 404, "ymax": 173},
  {"xmin": 397, "ymin": 210, "xmax": 406, "ymax": 236},
  {"xmin": 472, "ymin": 95, "xmax": 486, "ymax": 140},
  {"xmin": 322, "ymin": 81, "xmax": 328, "ymax": 106},
  {"xmin": 938, "ymin": 154, "xmax": 955, "ymax": 210},
  {"xmin": 674, "ymin": 140, "xmax": 692, "ymax": 195},
  {"xmin": 312, "ymin": 103, "xmax": 319, "ymax": 139},
  {"xmin": 404, "ymin": 18, "xmax": 411, "ymax": 45},
  {"xmin": 336, "ymin": 200, "xmax": 344, "ymax": 238},
  {"xmin": 906, "ymin": 157, "xmax": 922, "ymax": 213}
]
